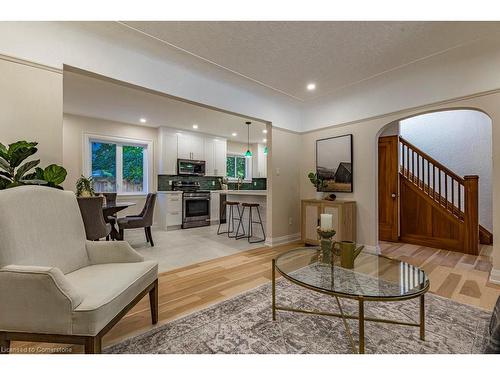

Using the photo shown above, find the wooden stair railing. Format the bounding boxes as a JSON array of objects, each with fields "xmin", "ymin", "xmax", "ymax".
[{"xmin": 399, "ymin": 137, "xmax": 480, "ymax": 254}]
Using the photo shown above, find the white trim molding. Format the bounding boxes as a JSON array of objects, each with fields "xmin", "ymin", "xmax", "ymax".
[
  {"xmin": 265, "ymin": 232, "xmax": 301, "ymax": 247},
  {"xmin": 490, "ymin": 268, "xmax": 500, "ymax": 285},
  {"xmin": 363, "ymin": 244, "xmax": 381, "ymax": 255},
  {"xmin": 82, "ymin": 132, "xmax": 154, "ymax": 195}
]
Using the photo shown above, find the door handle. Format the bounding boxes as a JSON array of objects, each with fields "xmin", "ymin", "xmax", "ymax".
[{"xmin": 391, "ymin": 193, "xmax": 397, "ymax": 199}]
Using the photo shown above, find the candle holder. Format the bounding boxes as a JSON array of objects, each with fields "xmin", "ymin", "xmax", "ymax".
[{"xmin": 317, "ymin": 226, "xmax": 336, "ymax": 264}]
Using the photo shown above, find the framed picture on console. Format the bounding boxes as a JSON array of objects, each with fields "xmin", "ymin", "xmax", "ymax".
[{"xmin": 316, "ymin": 134, "xmax": 353, "ymax": 192}]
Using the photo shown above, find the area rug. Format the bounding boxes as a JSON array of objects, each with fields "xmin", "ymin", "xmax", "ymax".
[{"xmin": 106, "ymin": 279, "xmax": 491, "ymax": 354}]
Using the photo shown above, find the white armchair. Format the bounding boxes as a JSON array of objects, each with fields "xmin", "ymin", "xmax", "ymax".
[{"xmin": 0, "ymin": 186, "xmax": 158, "ymax": 354}]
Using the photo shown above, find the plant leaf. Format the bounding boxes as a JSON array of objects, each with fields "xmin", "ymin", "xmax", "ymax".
[
  {"xmin": 0, "ymin": 143, "xmax": 8, "ymax": 161},
  {"xmin": 9, "ymin": 146, "xmax": 38, "ymax": 168},
  {"xmin": 14, "ymin": 159, "xmax": 40, "ymax": 181},
  {"xmin": 0, "ymin": 157, "xmax": 10, "ymax": 172},
  {"xmin": 43, "ymin": 164, "xmax": 67, "ymax": 186},
  {"xmin": 7, "ymin": 141, "xmax": 38, "ymax": 156}
]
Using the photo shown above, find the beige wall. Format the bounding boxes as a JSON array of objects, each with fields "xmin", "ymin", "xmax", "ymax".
[
  {"xmin": 300, "ymin": 91, "xmax": 500, "ymax": 280},
  {"xmin": 0, "ymin": 58, "xmax": 63, "ymax": 165},
  {"xmin": 62, "ymin": 113, "xmax": 159, "ymax": 219},
  {"xmin": 268, "ymin": 127, "xmax": 301, "ymax": 240}
]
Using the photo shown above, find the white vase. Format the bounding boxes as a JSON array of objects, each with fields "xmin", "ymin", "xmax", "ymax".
[{"xmin": 315, "ymin": 191, "xmax": 324, "ymax": 200}]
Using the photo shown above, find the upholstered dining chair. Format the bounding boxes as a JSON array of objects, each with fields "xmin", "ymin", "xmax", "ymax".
[
  {"xmin": 0, "ymin": 186, "xmax": 158, "ymax": 354},
  {"xmin": 77, "ymin": 196, "xmax": 112, "ymax": 241},
  {"xmin": 117, "ymin": 193, "xmax": 157, "ymax": 246}
]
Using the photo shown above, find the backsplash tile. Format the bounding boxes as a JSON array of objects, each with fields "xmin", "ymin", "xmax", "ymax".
[{"xmin": 158, "ymin": 175, "xmax": 266, "ymax": 191}]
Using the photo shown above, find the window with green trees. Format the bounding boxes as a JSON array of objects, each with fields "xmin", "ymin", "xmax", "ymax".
[
  {"xmin": 226, "ymin": 155, "xmax": 249, "ymax": 180},
  {"xmin": 90, "ymin": 139, "xmax": 148, "ymax": 194}
]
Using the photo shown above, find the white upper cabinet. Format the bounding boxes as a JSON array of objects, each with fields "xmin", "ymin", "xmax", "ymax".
[
  {"xmin": 178, "ymin": 133, "xmax": 204, "ymax": 160},
  {"xmin": 159, "ymin": 127, "xmax": 227, "ymax": 176},
  {"xmin": 204, "ymin": 138, "xmax": 227, "ymax": 176},
  {"xmin": 214, "ymin": 139, "xmax": 227, "ymax": 177},
  {"xmin": 158, "ymin": 128, "xmax": 178, "ymax": 175},
  {"xmin": 255, "ymin": 143, "xmax": 267, "ymax": 178},
  {"xmin": 204, "ymin": 138, "xmax": 215, "ymax": 176}
]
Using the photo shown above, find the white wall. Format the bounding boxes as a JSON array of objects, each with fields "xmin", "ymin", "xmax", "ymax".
[
  {"xmin": 0, "ymin": 22, "xmax": 301, "ymax": 132},
  {"xmin": 63, "ymin": 113, "xmax": 159, "ymax": 221},
  {"xmin": 400, "ymin": 109, "xmax": 492, "ymax": 230},
  {"xmin": 303, "ymin": 35, "xmax": 500, "ymax": 132},
  {"xmin": 0, "ymin": 58, "xmax": 62, "ymax": 166}
]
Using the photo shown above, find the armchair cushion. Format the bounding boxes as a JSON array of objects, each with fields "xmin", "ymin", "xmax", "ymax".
[
  {"xmin": 0, "ymin": 265, "xmax": 84, "ymax": 334},
  {"xmin": 85, "ymin": 240, "xmax": 144, "ymax": 265},
  {"xmin": 65, "ymin": 260, "xmax": 158, "ymax": 335}
]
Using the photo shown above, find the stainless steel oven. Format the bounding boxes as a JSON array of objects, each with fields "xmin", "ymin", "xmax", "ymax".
[
  {"xmin": 177, "ymin": 159, "xmax": 206, "ymax": 176},
  {"xmin": 182, "ymin": 192, "xmax": 211, "ymax": 228}
]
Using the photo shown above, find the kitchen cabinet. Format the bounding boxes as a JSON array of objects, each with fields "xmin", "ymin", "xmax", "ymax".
[
  {"xmin": 158, "ymin": 192, "xmax": 183, "ymax": 230},
  {"xmin": 251, "ymin": 143, "xmax": 267, "ymax": 178},
  {"xmin": 204, "ymin": 138, "xmax": 227, "ymax": 176},
  {"xmin": 178, "ymin": 133, "xmax": 204, "ymax": 160},
  {"xmin": 210, "ymin": 191, "xmax": 220, "ymax": 224},
  {"xmin": 301, "ymin": 199, "xmax": 356, "ymax": 245},
  {"xmin": 158, "ymin": 128, "xmax": 178, "ymax": 175}
]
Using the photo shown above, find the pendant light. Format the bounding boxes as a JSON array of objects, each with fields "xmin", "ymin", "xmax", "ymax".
[{"xmin": 245, "ymin": 121, "xmax": 252, "ymax": 158}]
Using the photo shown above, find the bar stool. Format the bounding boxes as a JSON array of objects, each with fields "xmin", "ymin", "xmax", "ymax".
[
  {"xmin": 217, "ymin": 201, "xmax": 245, "ymax": 238},
  {"xmin": 235, "ymin": 203, "xmax": 266, "ymax": 243}
]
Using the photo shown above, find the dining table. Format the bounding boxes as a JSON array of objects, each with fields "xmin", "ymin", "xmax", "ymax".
[{"xmin": 102, "ymin": 201, "xmax": 136, "ymax": 240}]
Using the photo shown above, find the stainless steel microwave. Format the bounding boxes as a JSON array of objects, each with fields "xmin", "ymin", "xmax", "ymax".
[{"xmin": 177, "ymin": 159, "xmax": 206, "ymax": 176}]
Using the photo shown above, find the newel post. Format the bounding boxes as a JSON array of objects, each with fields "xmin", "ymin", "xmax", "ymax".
[{"xmin": 464, "ymin": 175, "xmax": 479, "ymax": 255}]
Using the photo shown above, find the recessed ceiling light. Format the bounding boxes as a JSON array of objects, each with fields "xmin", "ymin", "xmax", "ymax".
[
  {"xmin": 306, "ymin": 83, "xmax": 316, "ymax": 91},
  {"xmin": 262, "ymin": 129, "xmax": 268, "ymax": 134},
  {"xmin": 231, "ymin": 132, "xmax": 237, "ymax": 137},
  {"xmin": 263, "ymin": 138, "xmax": 267, "ymax": 143},
  {"xmin": 192, "ymin": 124, "xmax": 198, "ymax": 129},
  {"xmin": 139, "ymin": 118, "xmax": 147, "ymax": 123}
]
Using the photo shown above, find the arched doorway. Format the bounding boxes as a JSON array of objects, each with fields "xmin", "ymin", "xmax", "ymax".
[{"xmin": 377, "ymin": 108, "xmax": 492, "ymax": 255}]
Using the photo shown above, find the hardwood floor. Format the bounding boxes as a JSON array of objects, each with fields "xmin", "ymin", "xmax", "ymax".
[
  {"xmin": 9, "ymin": 240, "xmax": 500, "ymax": 353},
  {"xmin": 379, "ymin": 241, "xmax": 500, "ymax": 310}
]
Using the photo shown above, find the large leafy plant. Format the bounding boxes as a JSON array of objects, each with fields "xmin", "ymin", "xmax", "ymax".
[{"xmin": 0, "ymin": 141, "xmax": 67, "ymax": 190}]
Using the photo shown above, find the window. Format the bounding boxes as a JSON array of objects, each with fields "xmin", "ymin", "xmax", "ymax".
[
  {"xmin": 85, "ymin": 135, "xmax": 151, "ymax": 195},
  {"xmin": 226, "ymin": 154, "xmax": 251, "ymax": 181}
]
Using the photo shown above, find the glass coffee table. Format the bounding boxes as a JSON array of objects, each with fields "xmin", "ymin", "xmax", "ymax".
[{"xmin": 272, "ymin": 247, "xmax": 430, "ymax": 354}]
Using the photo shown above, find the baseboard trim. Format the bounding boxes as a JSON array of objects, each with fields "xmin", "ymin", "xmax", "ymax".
[
  {"xmin": 265, "ymin": 233, "xmax": 301, "ymax": 247},
  {"xmin": 364, "ymin": 244, "xmax": 381, "ymax": 255},
  {"xmin": 489, "ymin": 268, "xmax": 500, "ymax": 285}
]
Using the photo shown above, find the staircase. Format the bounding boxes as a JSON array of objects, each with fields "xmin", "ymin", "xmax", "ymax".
[{"xmin": 398, "ymin": 137, "xmax": 491, "ymax": 255}]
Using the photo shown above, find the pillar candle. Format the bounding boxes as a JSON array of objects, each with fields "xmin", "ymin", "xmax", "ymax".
[{"xmin": 320, "ymin": 214, "xmax": 333, "ymax": 230}]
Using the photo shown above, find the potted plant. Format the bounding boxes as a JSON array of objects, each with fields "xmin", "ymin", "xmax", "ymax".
[
  {"xmin": 308, "ymin": 172, "xmax": 327, "ymax": 200},
  {"xmin": 0, "ymin": 141, "xmax": 67, "ymax": 190},
  {"xmin": 76, "ymin": 175, "xmax": 95, "ymax": 197}
]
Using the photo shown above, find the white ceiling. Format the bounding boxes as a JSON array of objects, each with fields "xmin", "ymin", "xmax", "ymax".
[
  {"xmin": 120, "ymin": 21, "xmax": 500, "ymax": 101},
  {"xmin": 63, "ymin": 71, "xmax": 268, "ymax": 144}
]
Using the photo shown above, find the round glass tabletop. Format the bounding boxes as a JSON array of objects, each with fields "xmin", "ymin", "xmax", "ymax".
[{"xmin": 274, "ymin": 247, "xmax": 429, "ymax": 300}]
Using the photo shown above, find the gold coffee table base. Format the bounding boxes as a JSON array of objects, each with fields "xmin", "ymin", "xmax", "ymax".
[{"xmin": 272, "ymin": 259, "xmax": 428, "ymax": 354}]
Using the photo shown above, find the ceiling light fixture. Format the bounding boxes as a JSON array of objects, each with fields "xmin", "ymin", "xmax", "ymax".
[
  {"xmin": 231, "ymin": 132, "xmax": 237, "ymax": 137},
  {"xmin": 306, "ymin": 83, "xmax": 316, "ymax": 91},
  {"xmin": 192, "ymin": 124, "xmax": 198, "ymax": 129},
  {"xmin": 245, "ymin": 121, "xmax": 252, "ymax": 158},
  {"xmin": 263, "ymin": 138, "xmax": 267, "ymax": 143},
  {"xmin": 262, "ymin": 129, "xmax": 268, "ymax": 134},
  {"xmin": 139, "ymin": 118, "xmax": 147, "ymax": 123}
]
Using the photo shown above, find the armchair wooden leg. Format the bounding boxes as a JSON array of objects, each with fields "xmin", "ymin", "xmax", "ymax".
[
  {"xmin": 149, "ymin": 279, "xmax": 159, "ymax": 325},
  {"xmin": 118, "ymin": 228, "xmax": 124, "ymax": 241},
  {"xmin": 0, "ymin": 333, "xmax": 10, "ymax": 354},
  {"xmin": 84, "ymin": 336, "xmax": 102, "ymax": 354},
  {"xmin": 147, "ymin": 227, "xmax": 154, "ymax": 247}
]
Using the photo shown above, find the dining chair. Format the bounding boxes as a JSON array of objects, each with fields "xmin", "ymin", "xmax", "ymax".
[
  {"xmin": 77, "ymin": 196, "xmax": 112, "ymax": 241},
  {"xmin": 117, "ymin": 193, "xmax": 157, "ymax": 246}
]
